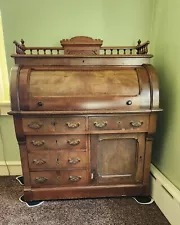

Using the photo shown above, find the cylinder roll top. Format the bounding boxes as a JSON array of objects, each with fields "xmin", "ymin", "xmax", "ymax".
[{"xmin": 10, "ymin": 66, "xmax": 155, "ymax": 111}]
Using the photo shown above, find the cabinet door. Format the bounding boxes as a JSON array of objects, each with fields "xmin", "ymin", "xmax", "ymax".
[{"xmin": 90, "ymin": 133, "xmax": 145, "ymax": 184}]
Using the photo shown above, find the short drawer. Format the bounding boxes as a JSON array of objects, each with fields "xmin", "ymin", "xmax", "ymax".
[
  {"xmin": 88, "ymin": 115, "xmax": 149, "ymax": 132},
  {"xmin": 26, "ymin": 135, "xmax": 86, "ymax": 150},
  {"xmin": 30, "ymin": 170, "xmax": 89, "ymax": 187},
  {"xmin": 22, "ymin": 116, "xmax": 86, "ymax": 134},
  {"xmin": 28, "ymin": 150, "xmax": 88, "ymax": 170}
]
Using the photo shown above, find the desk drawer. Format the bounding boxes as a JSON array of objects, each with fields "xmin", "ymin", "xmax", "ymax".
[
  {"xmin": 26, "ymin": 135, "xmax": 86, "ymax": 150},
  {"xmin": 28, "ymin": 150, "xmax": 88, "ymax": 170},
  {"xmin": 30, "ymin": 170, "xmax": 89, "ymax": 187},
  {"xmin": 23, "ymin": 116, "xmax": 86, "ymax": 134},
  {"xmin": 88, "ymin": 115, "xmax": 149, "ymax": 132}
]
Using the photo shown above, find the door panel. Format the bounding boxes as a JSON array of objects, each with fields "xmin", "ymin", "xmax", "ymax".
[{"xmin": 91, "ymin": 133, "xmax": 145, "ymax": 184}]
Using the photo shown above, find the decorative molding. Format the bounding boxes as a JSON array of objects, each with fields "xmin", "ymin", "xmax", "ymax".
[
  {"xmin": 60, "ymin": 36, "xmax": 103, "ymax": 45},
  {"xmin": 0, "ymin": 161, "xmax": 22, "ymax": 175},
  {"xmin": 150, "ymin": 164, "xmax": 180, "ymax": 225},
  {"xmin": 0, "ymin": 101, "xmax": 10, "ymax": 115},
  {"xmin": 60, "ymin": 36, "xmax": 103, "ymax": 55}
]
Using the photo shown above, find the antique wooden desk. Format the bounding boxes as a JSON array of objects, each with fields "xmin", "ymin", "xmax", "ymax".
[{"xmin": 9, "ymin": 36, "xmax": 161, "ymax": 201}]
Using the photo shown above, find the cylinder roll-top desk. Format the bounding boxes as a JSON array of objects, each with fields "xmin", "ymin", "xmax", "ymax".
[{"xmin": 9, "ymin": 36, "xmax": 161, "ymax": 201}]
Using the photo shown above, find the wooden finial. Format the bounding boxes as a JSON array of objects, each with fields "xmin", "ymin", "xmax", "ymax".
[
  {"xmin": 21, "ymin": 39, "xmax": 25, "ymax": 48},
  {"xmin": 136, "ymin": 40, "xmax": 150, "ymax": 54},
  {"xmin": 137, "ymin": 39, "xmax": 141, "ymax": 46},
  {"xmin": 13, "ymin": 39, "xmax": 26, "ymax": 54}
]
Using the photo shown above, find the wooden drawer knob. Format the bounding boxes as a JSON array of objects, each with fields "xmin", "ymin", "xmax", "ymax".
[{"xmin": 126, "ymin": 100, "xmax": 132, "ymax": 105}]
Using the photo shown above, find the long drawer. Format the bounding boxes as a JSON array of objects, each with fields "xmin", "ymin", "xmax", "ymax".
[
  {"xmin": 26, "ymin": 135, "xmax": 86, "ymax": 150},
  {"xmin": 23, "ymin": 114, "xmax": 149, "ymax": 135},
  {"xmin": 88, "ymin": 114, "xmax": 149, "ymax": 132},
  {"xmin": 28, "ymin": 150, "xmax": 88, "ymax": 170},
  {"xmin": 30, "ymin": 170, "xmax": 89, "ymax": 187},
  {"xmin": 23, "ymin": 116, "xmax": 86, "ymax": 134}
]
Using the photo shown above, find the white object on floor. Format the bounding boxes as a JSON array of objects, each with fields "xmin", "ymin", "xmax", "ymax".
[
  {"xmin": 19, "ymin": 195, "xmax": 44, "ymax": 208},
  {"xmin": 132, "ymin": 197, "xmax": 154, "ymax": 205},
  {"xmin": 150, "ymin": 164, "xmax": 180, "ymax": 225},
  {"xmin": 16, "ymin": 175, "xmax": 24, "ymax": 185}
]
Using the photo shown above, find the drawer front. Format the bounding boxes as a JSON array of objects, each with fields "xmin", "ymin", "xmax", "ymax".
[
  {"xmin": 56, "ymin": 151, "xmax": 88, "ymax": 168},
  {"xmin": 28, "ymin": 151, "xmax": 54, "ymax": 169},
  {"xmin": 55, "ymin": 117, "xmax": 86, "ymax": 133},
  {"xmin": 23, "ymin": 118, "xmax": 54, "ymax": 133},
  {"xmin": 26, "ymin": 135, "xmax": 86, "ymax": 150},
  {"xmin": 28, "ymin": 150, "xmax": 88, "ymax": 170},
  {"xmin": 22, "ymin": 116, "xmax": 86, "ymax": 134},
  {"xmin": 88, "ymin": 115, "xmax": 149, "ymax": 131},
  {"xmin": 30, "ymin": 170, "xmax": 89, "ymax": 187}
]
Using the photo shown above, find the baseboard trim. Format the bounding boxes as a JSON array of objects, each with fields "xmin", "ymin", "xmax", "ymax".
[
  {"xmin": 0, "ymin": 161, "xmax": 22, "ymax": 175},
  {"xmin": 150, "ymin": 164, "xmax": 180, "ymax": 225},
  {"xmin": 0, "ymin": 161, "xmax": 9, "ymax": 175},
  {"xmin": 0, "ymin": 101, "xmax": 10, "ymax": 115}
]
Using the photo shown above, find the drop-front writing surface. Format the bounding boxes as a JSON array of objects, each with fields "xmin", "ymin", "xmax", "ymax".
[{"xmin": 9, "ymin": 36, "xmax": 162, "ymax": 201}]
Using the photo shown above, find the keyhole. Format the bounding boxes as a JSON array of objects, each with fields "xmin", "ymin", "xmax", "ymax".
[
  {"xmin": 56, "ymin": 157, "xmax": 59, "ymax": 164},
  {"xmin": 117, "ymin": 121, "xmax": 121, "ymax": 127},
  {"xmin": 52, "ymin": 121, "xmax": 56, "ymax": 126}
]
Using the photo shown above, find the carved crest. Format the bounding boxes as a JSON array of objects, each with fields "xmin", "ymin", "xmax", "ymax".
[{"xmin": 60, "ymin": 36, "xmax": 103, "ymax": 55}]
